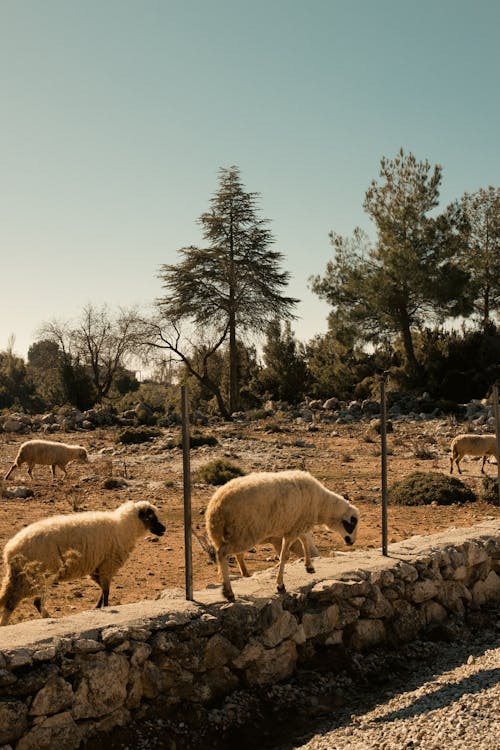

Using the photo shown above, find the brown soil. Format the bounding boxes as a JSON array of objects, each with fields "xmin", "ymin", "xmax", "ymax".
[{"xmin": 1, "ymin": 418, "xmax": 498, "ymax": 626}]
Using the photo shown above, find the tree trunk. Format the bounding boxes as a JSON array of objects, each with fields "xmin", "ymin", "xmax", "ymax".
[
  {"xmin": 399, "ymin": 311, "xmax": 421, "ymax": 377},
  {"xmin": 482, "ymin": 283, "xmax": 490, "ymax": 332},
  {"xmin": 201, "ymin": 375, "xmax": 231, "ymax": 420},
  {"xmin": 229, "ymin": 313, "xmax": 238, "ymax": 414}
]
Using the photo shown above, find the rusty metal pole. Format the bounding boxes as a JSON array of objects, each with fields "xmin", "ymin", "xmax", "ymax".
[
  {"xmin": 380, "ymin": 374, "xmax": 388, "ymax": 556},
  {"xmin": 493, "ymin": 384, "xmax": 500, "ymax": 508},
  {"xmin": 181, "ymin": 385, "xmax": 193, "ymax": 600}
]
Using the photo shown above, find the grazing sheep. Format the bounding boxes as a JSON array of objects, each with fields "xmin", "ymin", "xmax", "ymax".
[
  {"xmin": 449, "ymin": 433, "xmax": 498, "ymax": 474},
  {"xmin": 0, "ymin": 500, "xmax": 166, "ymax": 625},
  {"xmin": 4, "ymin": 439, "xmax": 89, "ymax": 481},
  {"xmin": 205, "ymin": 469, "xmax": 359, "ymax": 601}
]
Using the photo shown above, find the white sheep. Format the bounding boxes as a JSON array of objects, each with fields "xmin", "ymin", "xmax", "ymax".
[
  {"xmin": 205, "ymin": 469, "xmax": 359, "ymax": 601},
  {"xmin": 0, "ymin": 500, "xmax": 166, "ymax": 625},
  {"xmin": 449, "ymin": 433, "xmax": 498, "ymax": 474},
  {"xmin": 4, "ymin": 439, "xmax": 89, "ymax": 481}
]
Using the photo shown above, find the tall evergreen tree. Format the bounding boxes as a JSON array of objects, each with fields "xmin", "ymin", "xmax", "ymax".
[
  {"xmin": 460, "ymin": 186, "xmax": 500, "ymax": 331},
  {"xmin": 157, "ymin": 166, "xmax": 298, "ymax": 414},
  {"xmin": 311, "ymin": 150, "xmax": 473, "ymax": 378}
]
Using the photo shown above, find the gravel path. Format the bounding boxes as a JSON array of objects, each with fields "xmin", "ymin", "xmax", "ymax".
[{"xmin": 288, "ymin": 638, "xmax": 500, "ymax": 750}]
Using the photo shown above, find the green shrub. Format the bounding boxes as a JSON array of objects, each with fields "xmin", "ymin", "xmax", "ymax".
[
  {"xmin": 102, "ymin": 477, "xmax": 128, "ymax": 490},
  {"xmin": 480, "ymin": 476, "xmax": 500, "ymax": 506},
  {"xmin": 264, "ymin": 421, "xmax": 288, "ymax": 434},
  {"xmin": 189, "ymin": 432, "xmax": 219, "ymax": 448},
  {"xmin": 388, "ymin": 471, "xmax": 476, "ymax": 506},
  {"xmin": 412, "ymin": 441, "xmax": 435, "ymax": 460},
  {"xmin": 165, "ymin": 431, "xmax": 219, "ymax": 449},
  {"xmin": 117, "ymin": 426, "xmax": 163, "ymax": 444},
  {"xmin": 197, "ymin": 459, "xmax": 246, "ymax": 485}
]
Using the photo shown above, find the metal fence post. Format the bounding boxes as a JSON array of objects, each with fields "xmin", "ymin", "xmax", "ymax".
[
  {"xmin": 380, "ymin": 374, "xmax": 388, "ymax": 556},
  {"xmin": 493, "ymin": 384, "xmax": 500, "ymax": 508},
  {"xmin": 181, "ymin": 385, "xmax": 193, "ymax": 600}
]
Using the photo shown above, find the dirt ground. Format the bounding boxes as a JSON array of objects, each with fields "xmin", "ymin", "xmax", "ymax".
[{"xmin": 1, "ymin": 416, "xmax": 499, "ymax": 626}]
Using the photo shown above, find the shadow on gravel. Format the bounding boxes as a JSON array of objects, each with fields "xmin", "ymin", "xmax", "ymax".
[{"xmin": 370, "ymin": 667, "xmax": 500, "ymax": 724}]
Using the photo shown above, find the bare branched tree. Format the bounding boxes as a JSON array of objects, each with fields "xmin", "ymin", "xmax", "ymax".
[{"xmin": 39, "ymin": 304, "xmax": 140, "ymax": 403}]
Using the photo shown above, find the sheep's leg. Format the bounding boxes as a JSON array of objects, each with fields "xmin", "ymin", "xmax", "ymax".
[
  {"xmin": 299, "ymin": 534, "xmax": 315, "ymax": 574},
  {"xmin": 27, "ymin": 464, "xmax": 34, "ymax": 480},
  {"xmin": 95, "ymin": 583, "xmax": 109, "ymax": 608},
  {"xmin": 236, "ymin": 554, "xmax": 250, "ymax": 577},
  {"xmin": 215, "ymin": 546, "xmax": 235, "ymax": 601},
  {"xmin": 96, "ymin": 582, "xmax": 109, "ymax": 608},
  {"xmin": 455, "ymin": 455, "xmax": 462, "ymax": 474},
  {"xmin": 34, "ymin": 595, "xmax": 50, "ymax": 619},
  {"xmin": 276, "ymin": 537, "xmax": 292, "ymax": 593},
  {"xmin": 91, "ymin": 571, "xmax": 110, "ymax": 607},
  {"xmin": 481, "ymin": 455, "xmax": 486, "ymax": 473}
]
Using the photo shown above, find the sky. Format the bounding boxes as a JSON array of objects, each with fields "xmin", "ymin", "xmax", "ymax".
[{"xmin": 1, "ymin": 0, "xmax": 499, "ymax": 360}]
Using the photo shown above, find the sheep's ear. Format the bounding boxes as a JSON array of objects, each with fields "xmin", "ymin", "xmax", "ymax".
[{"xmin": 342, "ymin": 516, "xmax": 358, "ymax": 535}]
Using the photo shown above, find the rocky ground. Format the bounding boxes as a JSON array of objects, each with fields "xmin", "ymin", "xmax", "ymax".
[
  {"xmin": 1, "ymin": 412, "xmax": 499, "ymax": 749},
  {"xmin": 0, "ymin": 414, "xmax": 499, "ymax": 626}
]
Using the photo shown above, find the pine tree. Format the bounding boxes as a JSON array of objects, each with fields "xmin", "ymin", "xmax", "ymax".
[
  {"xmin": 158, "ymin": 166, "xmax": 298, "ymax": 414},
  {"xmin": 312, "ymin": 150, "xmax": 473, "ymax": 378},
  {"xmin": 460, "ymin": 186, "xmax": 500, "ymax": 331}
]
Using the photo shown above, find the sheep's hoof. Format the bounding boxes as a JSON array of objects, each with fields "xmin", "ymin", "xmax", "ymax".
[
  {"xmin": 277, "ymin": 584, "xmax": 286, "ymax": 594},
  {"xmin": 223, "ymin": 589, "xmax": 235, "ymax": 602},
  {"xmin": 306, "ymin": 565, "xmax": 315, "ymax": 574}
]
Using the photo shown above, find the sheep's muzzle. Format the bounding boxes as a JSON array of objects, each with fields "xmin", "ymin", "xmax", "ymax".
[
  {"xmin": 151, "ymin": 520, "xmax": 166, "ymax": 536},
  {"xmin": 343, "ymin": 514, "xmax": 358, "ymax": 546},
  {"xmin": 138, "ymin": 506, "xmax": 166, "ymax": 536}
]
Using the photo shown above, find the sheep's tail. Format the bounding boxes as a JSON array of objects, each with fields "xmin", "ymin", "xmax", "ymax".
[
  {"xmin": 191, "ymin": 526, "xmax": 216, "ymax": 562},
  {"xmin": 4, "ymin": 464, "xmax": 16, "ymax": 480}
]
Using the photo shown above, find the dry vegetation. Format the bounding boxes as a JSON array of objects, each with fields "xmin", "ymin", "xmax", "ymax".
[{"xmin": 1, "ymin": 417, "xmax": 499, "ymax": 625}]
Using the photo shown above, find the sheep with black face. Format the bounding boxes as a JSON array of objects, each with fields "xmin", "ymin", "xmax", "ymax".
[
  {"xmin": 205, "ymin": 469, "xmax": 359, "ymax": 601},
  {"xmin": 0, "ymin": 500, "xmax": 166, "ymax": 625}
]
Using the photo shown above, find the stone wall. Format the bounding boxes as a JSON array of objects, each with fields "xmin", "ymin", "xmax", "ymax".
[{"xmin": 1, "ymin": 520, "xmax": 499, "ymax": 750}]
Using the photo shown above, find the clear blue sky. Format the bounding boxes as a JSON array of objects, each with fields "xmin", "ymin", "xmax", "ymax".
[{"xmin": 1, "ymin": 0, "xmax": 499, "ymax": 359}]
